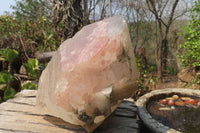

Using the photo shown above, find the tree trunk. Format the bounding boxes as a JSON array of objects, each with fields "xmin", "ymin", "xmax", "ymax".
[
  {"xmin": 100, "ymin": 0, "xmax": 106, "ymax": 20},
  {"xmin": 146, "ymin": 0, "xmax": 180, "ymax": 83},
  {"xmin": 52, "ymin": 0, "xmax": 83, "ymax": 39},
  {"xmin": 157, "ymin": 38, "xmax": 168, "ymax": 82},
  {"xmin": 67, "ymin": 0, "xmax": 83, "ymax": 38},
  {"xmin": 157, "ymin": 40, "xmax": 163, "ymax": 82},
  {"xmin": 109, "ymin": 0, "xmax": 112, "ymax": 17},
  {"xmin": 93, "ymin": 0, "xmax": 96, "ymax": 21},
  {"xmin": 83, "ymin": 0, "xmax": 90, "ymax": 25},
  {"xmin": 162, "ymin": 38, "xmax": 168, "ymax": 75}
]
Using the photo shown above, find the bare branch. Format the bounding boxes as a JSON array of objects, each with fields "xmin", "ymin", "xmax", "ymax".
[
  {"xmin": 172, "ymin": 8, "xmax": 188, "ymax": 21},
  {"xmin": 160, "ymin": 0, "xmax": 169, "ymax": 18},
  {"xmin": 167, "ymin": 0, "xmax": 179, "ymax": 28},
  {"xmin": 146, "ymin": 0, "xmax": 167, "ymax": 27},
  {"xmin": 19, "ymin": 34, "xmax": 29, "ymax": 60}
]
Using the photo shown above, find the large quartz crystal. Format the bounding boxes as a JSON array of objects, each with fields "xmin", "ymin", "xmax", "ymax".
[{"xmin": 36, "ymin": 16, "xmax": 139, "ymax": 132}]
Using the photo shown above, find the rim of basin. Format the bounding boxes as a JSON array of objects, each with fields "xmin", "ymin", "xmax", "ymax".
[{"xmin": 135, "ymin": 88, "xmax": 200, "ymax": 133}]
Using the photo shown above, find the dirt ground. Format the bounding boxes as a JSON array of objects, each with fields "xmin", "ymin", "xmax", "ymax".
[{"xmin": 154, "ymin": 75, "xmax": 178, "ymax": 90}]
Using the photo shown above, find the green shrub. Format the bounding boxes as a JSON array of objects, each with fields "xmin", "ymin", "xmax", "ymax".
[
  {"xmin": 23, "ymin": 58, "xmax": 41, "ymax": 80},
  {"xmin": 134, "ymin": 56, "xmax": 157, "ymax": 99},
  {"xmin": 22, "ymin": 82, "xmax": 37, "ymax": 90},
  {"xmin": 0, "ymin": 15, "xmax": 61, "ymax": 53},
  {"xmin": 3, "ymin": 88, "xmax": 16, "ymax": 100},
  {"xmin": 179, "ymin": 1, "xmax": 200, "ymax": 69},
  {"xmin": 0, "ymin": 48, "xmax": 19, "ymax": 63},
  {"xmin": 0, "ymin": 71, "xmax": 14, "ymax": 89},
  {"xmin": 0, "ymin": 71, "xmax": 16, "ymax": 101},
  {"xmin": 0, "ymin": 48, "xmax": 19, "ymax": 72},
  {"xmin": 179, "ymin": 1, "xmax": 200, "ymax": 88}
]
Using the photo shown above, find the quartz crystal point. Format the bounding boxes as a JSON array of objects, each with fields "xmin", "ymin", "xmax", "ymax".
[{"xmin": 36, "ymin": 15, "xmax": 139, "ymax": 132}]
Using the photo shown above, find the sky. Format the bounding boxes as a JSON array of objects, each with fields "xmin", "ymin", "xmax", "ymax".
[{"xmin": 0, "ymin": 0, "xmax": 17, "ymax": 15}]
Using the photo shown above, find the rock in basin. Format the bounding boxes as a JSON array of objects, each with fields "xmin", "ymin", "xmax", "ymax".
[{"xmin": 36, "ymin": 16, "xmax": 138, "ymax": 132}]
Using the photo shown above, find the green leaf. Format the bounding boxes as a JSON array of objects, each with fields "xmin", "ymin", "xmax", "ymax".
[
  {"xmin": 24, "ymin": 58, "xmax": 39, "ymax": 71},
  {"xmin": 0, "ymin": 48, "xmax": 19, "ymax": 63},
  {"xmin": 47, "ymin": 34, "xmax": 53, "ymax": 40},
  {"xmin": 0, "ymin": 72, "xmax": 14, "ymax": 85},
  {"xmin": 24, "ymin": 58, "xmax": 40, "ymax": 79}
]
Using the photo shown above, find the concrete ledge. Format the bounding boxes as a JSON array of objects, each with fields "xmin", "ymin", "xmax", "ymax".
[{"xmin": 0, "ymin": 90, "xmax": 139, "ymax": 133}]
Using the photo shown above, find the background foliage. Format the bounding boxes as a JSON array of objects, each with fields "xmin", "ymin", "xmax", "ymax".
[
  {"xmin": 178, "ymin": 1, "xmax": 200, "ymax": 88},
  {"xmin": 179, "ymin": 1, "xmax": 200, "ymax": 70}
]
